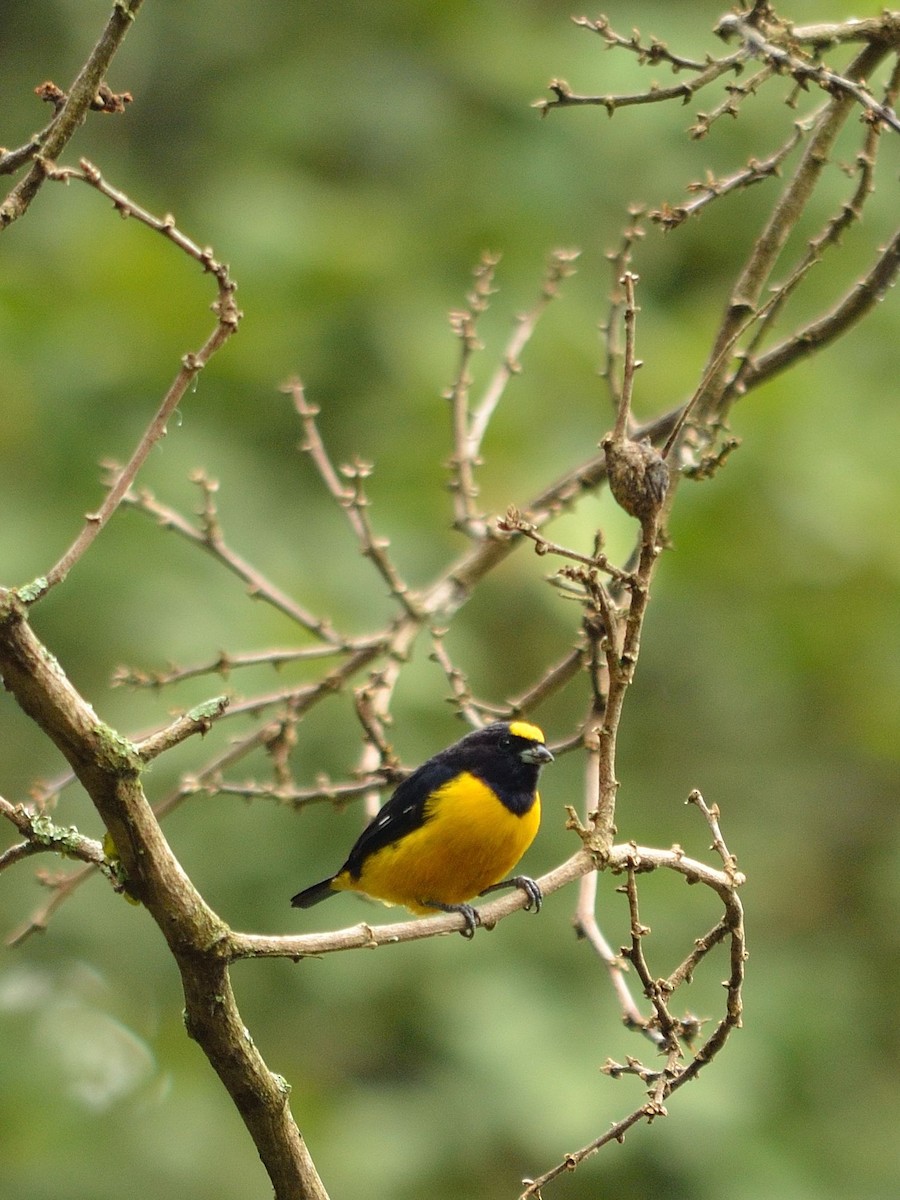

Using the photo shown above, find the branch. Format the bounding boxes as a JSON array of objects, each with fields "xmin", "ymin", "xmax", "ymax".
[
  {"xmin": 736, "ymin": 226, "xmax": 900, "ymax": 393},
  {"xmin": 467, "ymin": 249, "xmax": 579, "ymax": 459},
  {"xmin": 600, "ymin": 214, "xmax": 646, "ymax": 418},
  {"xmin": 571, "ymin": 747, "xmax": 664, "ymax": 1046},
  {"xmin": 0, "ymin": 1, "xmax": 144, "ymax": 225},
  {"xmin": 232, "ymin": 850, "xmax": 598, "ymax": 958},
  {"xmin": 231, "ymin": 837, "xmax": 742, "ymax": 956},
  {"xmin": 209, "ymin": 775, "xmax": 391, "ymax": 811},
  {"xmin": 445, "ymin": 251, "xmax": 578, "ymax": 536},
  {"xmin": 520, "ymin": 835, "xmax": 745, "ymax": 1199},
  {"xmin": 0, "ymin": 796, "xmax": 108, "ymax": 875},
  {"xmin": 112, "ymin": 643, "xmax": 380, "ymax": 690},
  {"xmin": 0, "ymin": 589, "xmax": 328, "ymax": 1200},
  {"xmin": 118, "ymin": 475, "xmax": 341, "ymax": 640},
  {"xmin": 571, "ymin": 14, "xmax": 710, "ymax": 72},
  {"xmin": 650, "ymin": 116, "xmax": 812, "ymax": 229},
  {"xmin": 787, "ymin": 15, "xmax": 900, "ymax": 49},
  {"xmin": 18, "ymin": 162, "xmax": 241, "ymax": 597},
  {"xmin": 716, "ymin": 12, "xmax": 900, "ymax": 133},
  {"xmin": 285, "ymin": 378, "xmax": 419, "ymax": 613},
  {"xmin": 133, "ymin": 696, "xmax": 230, "ymax": 762},
  {"xmin": 535, "ymin": 18, "xmax": 750, "ymax": 119},
  {"xmin": 429, "ymin": 629, "xmax": 507, "ymax": 727},
  {"xmin": 445, "ymin": 252, "xmax": 500, "ymax": 534},
  {"xmin": 692, "ymin": 36, "xmax": 894, "ymax": 426}
]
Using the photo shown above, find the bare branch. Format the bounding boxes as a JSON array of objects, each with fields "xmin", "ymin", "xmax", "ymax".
[
  {"xmin": 0, "ymin": 796, "xmax": 107, "ymax": 875},
  {"xmin": 692, "ymin": 36, "xmax": 895, "ymax": 426},
  {"xmin": 445, "ymin": 252, "xmax": 500, "ymax": 534},
  {"xmin": 233, "ymin": 849, "xmax": 598, "ymax": 958},
  {"xmin": 572, "ymin": 748, "xmax": 664, "ymax": 1046},
  {"xmin": 210, "ymin": 775, "xmax": 390, "ymax": 811},
  {"xmin": 0, "ymin": 1, "xmax": 144, "ymax": 222},
  {"xmin": 505, "ymin": 647, "xmax": 585, "ymax": 716},
  {"xmin": 689, "ymin": 63, "xmax": 777, "ymax": 139},
  {"xmin": 6, "ymin": 863, "xmax": 98, "ymax": 948},
  {"xmin": 467, "ymin": 248, "xmax": 579, "ymax": 456},
  {"xmin": 737, "ymin": 226, "xmax": 900, "ymax": 394},
  {"xmin": 787, "ymin": 15, "xmax": 900, "ymax": 49},
  {"xmin": 445, "ymin": 250, "xmax": 579, "ymax": 537},
  {"xmin": 535, "ymin": 21, "xmax": 750, "ymax": 119},
  {"xmin": 133, "ymin": 696, "xmax": 230, "ymax": 762},
  {"xmin": 112, "ymin": 642, "xmax": 380, "ymax": 690},
  {"xmin": 600, "ymin": 214, "xmax": 646, "ymax": 417},
  {"xmin": 521, "ymin": 837, "xmax": 745, "ymax": 1198},
  {"xmin": 118, "ymin": 477, "xmax": 341, "ymax": 641},
  {"xmin": 716, "ymin": 12, "xmax": 900, "ymax": 133},
  {"xmin": 651, "ymin": 116, "xmax": 813, "ymax": 229},
  {"xmin": 429, "ymin": 629, "xmax": 503, "ymax": 727},
  {"xmin": 16, "ymin": 162, "xmax": 241, "ymax": 598}
]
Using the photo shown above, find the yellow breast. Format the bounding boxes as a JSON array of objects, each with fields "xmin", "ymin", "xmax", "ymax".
[{"xmin": 334, "ymin": 771, "xmax": 541, "ymax": 913}]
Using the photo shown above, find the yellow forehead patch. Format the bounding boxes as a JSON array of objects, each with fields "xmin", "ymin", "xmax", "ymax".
[{"xmin": 508, "ymin": 720, "xmax": 545, "ymax": 743}]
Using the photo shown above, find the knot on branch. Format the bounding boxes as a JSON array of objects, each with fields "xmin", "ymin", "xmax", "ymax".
[{"xmin": 602, "ymin": 434, "xmax": 669, "ymax": 522}]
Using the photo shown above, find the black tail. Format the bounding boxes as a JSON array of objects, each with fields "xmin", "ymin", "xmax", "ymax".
[{"xmin": 291, "ymin": 877, "xmax": 337, "ymax": 908}]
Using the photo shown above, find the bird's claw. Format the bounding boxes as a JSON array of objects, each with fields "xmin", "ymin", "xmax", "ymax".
[
  {"xmin": 425, "ymin": 898, "xmax": 482, "ymax": 939},
  {"xmin": 457, "ymin": 903, "xmax": 480, "ymax": 939},
  {"xmin": 479, "ymin": 874, "xmax": 543, "ymax": 913}
]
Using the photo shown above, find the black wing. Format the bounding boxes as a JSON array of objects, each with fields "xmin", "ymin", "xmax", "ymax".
[{"xmin": 342, "ymin": 755, "xmax": 459, "ymax": 880}]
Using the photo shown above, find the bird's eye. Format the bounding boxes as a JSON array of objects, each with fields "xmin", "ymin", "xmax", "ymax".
[{"xmin": 498, "ymin": 735, "xmax": 511, "ymax": 749}]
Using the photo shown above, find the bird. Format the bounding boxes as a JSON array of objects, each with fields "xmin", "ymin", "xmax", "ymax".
[{"xmin": 291, "ymin": 720, "xmax": 553, "ymax": 938}]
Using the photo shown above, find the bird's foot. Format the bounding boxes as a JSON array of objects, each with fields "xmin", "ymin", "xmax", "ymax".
[
  {"xmin": 425, "ymin": 899, "xmax": 481, "ymax": 939},
  {"xmin": 479, "ymin": 875, "xmax": 543, "ymax": 913}
]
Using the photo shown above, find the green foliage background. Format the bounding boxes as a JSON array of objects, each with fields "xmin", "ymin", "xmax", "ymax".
[{"xmin": 1, "ymin": 2, "xmax": 898, "ymax": 1198}]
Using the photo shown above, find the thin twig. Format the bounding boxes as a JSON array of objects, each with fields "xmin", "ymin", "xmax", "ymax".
[
  {"xmin": 445, "ymin": 251, "xmax": 578, "ymax": 537},
  {"xmin": 520, "ymin": 838, "xmax": 745, "ymax": 1198},
  {"xmin": 209, "ymin": 775, "xmax": 392, "ymax": 811},
  {"xmin": 506, "ymin": 648, "xmax": 586, "ymax": 716},
  {"xmin": 19, "ymin": 161, "xmax": 240, "ymax": 598},
  {"xmin": 689, "ymin": 63, "xmax": 777, "ymax": 139},
  {"xmin": 736, "ymin": 227, "xmax": 900, "ymax": 395},
  {"xmin": 429, "ymin": 630, "xmax": 499, "ymax": 727},
  {"xmin": 600, "ymin": 215, "xmax": 645, "ymax": 417},
  {"xmin": 445, "ymin": 253, "xmax": 500, "ymax": 534},
  {"xmin": 0, "ymin": 796, "xmax": 105, "ymax": 867},
  {"xmin": 651, "ymin": 116, "xmax": 813, "ymax": 229},
  {"xmin": 572, "ymin": 747, "xmax": 663, "ymax": 1044},
  {"xmin": 5, "ymin": 863, "xmax": 99, "ymax": 948},
  {"xmin": 498, "ymin": 506, "xmax": 638, "ymax": 584},
  {"xmin": 0, "ymin": 1, "xmax": 144, "ymax": 224},
  {"xmin": 133, "ymin": 696, "xmax": 230, "ymax": 762},
  {"xmin": 118, "ymin": 478, "xmax": 340, "ymax": 641},
  {"xmin": 788, "ymin": 15, "xmax": 900, "ymax": 49},
  {"xmin": 467, "ymin": 248, "xmax": 579, "ymax": 456},
  {"xmin": 692, "ymin": 36, "xmax": 893, "ymax": 427},
  {"xmin": 112, "ymin": 642, "xmax": 381, "ymax": 690},
  {"xmin": 716, "ymin": 12, "xmax": 900, "ymax": 133},
  {"xmin": 285, "ymin": 377, "xmax": 419, "ymax": 613},
  {"xmin": 571, "ymin": 14, "xmax": 709, "ymax": 72},
  {"xmin": 535, "ymin": 46, "xmax": 750, "ymax": 117}
]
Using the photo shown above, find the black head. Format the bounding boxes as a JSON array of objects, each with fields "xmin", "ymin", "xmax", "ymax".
[
  {"xmin": 456, "ymin": 720, "xmax": 553, "ymax": 765},
  {"xmin": 448, "ymin": 722, "xmax": 553, "ymax": 804}
]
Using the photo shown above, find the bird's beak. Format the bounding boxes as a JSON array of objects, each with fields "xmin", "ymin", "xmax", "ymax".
[{"xmin": 522, "ymin": 743, "xmax": 554, "ymax": 765}]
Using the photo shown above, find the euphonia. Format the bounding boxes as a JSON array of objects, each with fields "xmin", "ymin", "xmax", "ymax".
[{"xmin": 291, "ymin": 720, "xmax": 553, "ymax": 937}]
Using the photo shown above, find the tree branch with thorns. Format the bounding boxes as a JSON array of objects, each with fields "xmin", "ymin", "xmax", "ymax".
[{"xmin": 2, "ymin": 4, "xmax": 897, "ymax": 1198}]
